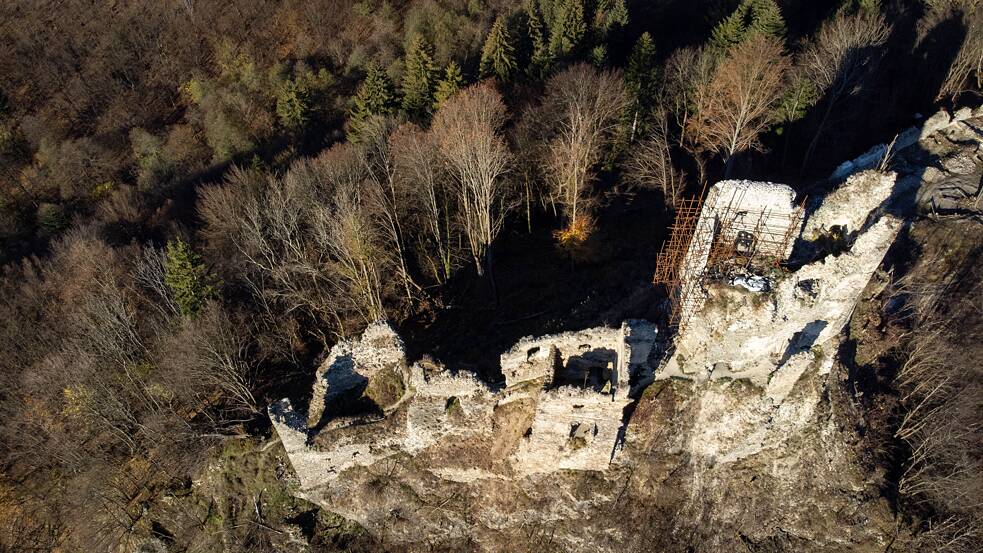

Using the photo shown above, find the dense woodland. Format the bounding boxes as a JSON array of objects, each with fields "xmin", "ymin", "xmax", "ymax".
[{"xmin": 0, "ymin": 0, "xmax": 980, "ymax": 550}]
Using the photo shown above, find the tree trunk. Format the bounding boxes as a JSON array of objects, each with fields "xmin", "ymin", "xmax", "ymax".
[
  {"xmin": 723, "ymin": 153, "xmax": 736, "ymax": 179},
  {"xmin": 802, "ymin": 100, "xmax": 834, "ymax": 173},
  {"xmin": 485, "ymin": 247, "xmax": 498, "ymax": 306}
]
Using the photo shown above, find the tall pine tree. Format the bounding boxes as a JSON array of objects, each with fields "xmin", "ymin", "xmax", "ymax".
[
  {"xmin": 524, "ymin": 0, "xmax": 554, "ymax": 78},
  {"xmin": 595, "ymin": 0, "xmax": 629, "ymax": 36},
  {"xmin": 164, "ymin": 238, "xmax": 217, "ymax": 316},
  {"xmin": 349, "ymin": 62, "xmax": 397, "ymax": 138},
  {"xmin": 401, "ymin": 35, "xmax": 438, "ymax": 120},
  {"xmin": 626, "ymin": 32, "xmax": 658, "ymax": 141},
  {"xmin": 549, "ymin": 0, "xmax": 586, "ymax": 59},
  {"xmin": 480, "ymin": 15, "xmax": 518, "ymax": 81},
  {"xmin": 433, "ymin": 62, "xmax": 465, "ymax": 111},
  {"xmin": 709, "ymin": 0, "xmax": 785, "ymax": 52}
]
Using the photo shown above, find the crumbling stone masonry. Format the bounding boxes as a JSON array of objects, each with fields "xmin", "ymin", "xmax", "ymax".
[
  {"xmin": 270, "ymin": 320, "xmax": 661, "ymax": 499},
  {"xmin": 657, "ymin": 106, "xmax": 983, "ymax": 386},
  {"xmin": 660, "ymin": 170, "xmax": 902, "ymax": 385},
  {"xmin": 264, "ymin": 107, "xmax": 983, "ymax": 551},
  {"xmin": 656, "ymin": 180, "xmax": 805, "ymax": 331}
]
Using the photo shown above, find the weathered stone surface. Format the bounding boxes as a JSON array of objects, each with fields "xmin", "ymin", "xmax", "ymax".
[
  {"xmin": 273, "ymin": 320, "xmax": 660, "ymax": 538},
  {"xmin": 511, "ymin": 386, "xmax": 631, "ymax": 474},
  {"xmin": 920, "ymin": 109, "xmax": 951, "ymax": 139},
  {"xmin": 803, "ymin": 170, "xmax": 895, "ymax": 238},
  {"xmin": 663, "ymin": 174, "xmax": 902, "ymax": 384},
  {"xmin": 674, "ymin": 180, "xmax": 803, "ymax": 327},
  {"xmin": 307, "ymin": 321, "xmax": 408, "ymax": 426},
  {"xmin": 500, "ymin": 326, "xmax": 622, "ymax": 390}
]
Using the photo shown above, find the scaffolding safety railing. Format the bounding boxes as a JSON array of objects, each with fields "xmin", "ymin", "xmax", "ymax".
[{"xmin": 653, "ymin": 188, "xmax": 805, "ymax": 336}]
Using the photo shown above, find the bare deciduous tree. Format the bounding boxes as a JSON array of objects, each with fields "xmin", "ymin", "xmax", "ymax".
[
  {"xmin": 539, "ymin": 64, "xmax": 628, "ymax": 230},
  {"xmin": 312, "ymin": 175, "xmax": 388, "ymax": 322},
  {"xmin": 430, "ymin": 82, "xmax": 511, "ymax": 277},
  {"xmin": 688, "ymin": 35, "xmax": 789, "ymax": 177},
  {"xmin": 663, "ymin": 47, "xmax": 717, "ymax": 148},
  {"xmin": 626, "ymin": 109, "xmax": 685, "ymax": 206},
  {"xmin": 133, "ymin": 244, "xmax": 180, "ymax": 318},
  {"xmin": 800, "ymin": 9, "xmax": 891, "ymax": 169},
  {"xmin": 391, "ymin": 122, "xmax": 458, "ymax": 284},
  {"xmin": 199, "ymin": 162, "xmax": 341, "ymax": 340},
  {"xmin": 933, "ymin": 6, "xmax": 983, "ymax": 100},
  {"xmin": 889, "ymin": 243, "xmax": 983, "ymax": 553},
  {"xmin": 160, "ymin": 303, "xmax": 259, "ymax": 415},
  {"xmin": 358, "ymin": 115, "xmax": 417, "ymax": 301}
]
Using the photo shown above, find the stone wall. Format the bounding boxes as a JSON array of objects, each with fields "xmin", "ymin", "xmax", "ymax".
[
  {"xmin": 675, "ymin": 180, "xmax": 803, "ymax": 328},
  {"xmin": 511, "ymin": 387, "xmax": 631, "ymax": 474},
  {"xmin": 271, "ymin": 319, "xmax": 661, "ymax": 496},
  {"xmin": 661, "ymin": 202, "xmax": 901, "ymax": 384},
  {"xmin": 659, "ymin": 106, "xmax": 983, "ymax": 385},
  {"xmin": 500, "ymin": 327, "xmax": 623, "ymax": 390},
  {"xmin": 307, "ymin": 321, "xmax": 409, "ymax": 426}
]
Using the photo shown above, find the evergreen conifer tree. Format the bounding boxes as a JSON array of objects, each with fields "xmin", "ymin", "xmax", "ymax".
[
  {"xmin": 349, "ymin": 62, "xmax": 397, "ymax": 138},
  {"xmin": 709, "ymin": 0, "xmax": 785, "ymax": 52},
  {"xmin": 625, "ymin": 32, "xmax": 657, "ymax": 141},
  {"xmin": 524, "ymin": 0, "xmax": 554, "ymax": 78},
  {"xmin": 480, "ymin": 15, "xmax": 518, "ymax": 81},
  {"xmin": 164, "ymin": 238, "xmax": 217, "ymax": 316},
  {"xmin": 433, "ymin": 62, "xmax": 465, "ymax": 110},
  {"xmin": 549, "ymin": 0, "xmax": 586, "ymax": 58},
  {"xmin": 626, "ymin": 32, "xmax": 657, "ymax": 106},
  {"xmin": 401, "ymin": 35, "xmax": 438, "ymax": 119},
  {"xmin": 596, "ymin": 0, "xmax": 629, "ymax": 35}
]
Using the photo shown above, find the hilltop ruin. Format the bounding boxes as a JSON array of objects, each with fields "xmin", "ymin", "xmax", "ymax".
[{"xmin": 269, "ymin": 106, "xmax": 983, "ymax": 551}]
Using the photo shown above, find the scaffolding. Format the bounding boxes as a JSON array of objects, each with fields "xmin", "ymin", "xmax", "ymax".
[{"xmin": 653, "ymin": 188, "xmax": 805, "ymax": 335}]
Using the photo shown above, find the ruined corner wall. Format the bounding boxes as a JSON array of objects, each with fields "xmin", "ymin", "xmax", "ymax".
[
  {"xmin": 307, "ymin": 321, "xmax": 409, "ymax": 426},
  {"xmin": 511, "ymin": 387, "xmax": 631, "ymax": 474},
  {"xmin": 675, "ymin": 180, "xmax": 803, "ymax": 328},
  {"xmin": 661, "ymin": 171, "xmax": 902, "ymax": 384}
]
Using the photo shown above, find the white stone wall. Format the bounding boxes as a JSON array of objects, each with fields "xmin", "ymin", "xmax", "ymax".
[
  {"xmin": 308, "ymin": 321, "xmax": 407, "ymax": 425},
  {"xmin": 403, "ymin": 365, "xmax": 497, "ymax": 456},
  {"xmin": 500, "ymin": 327, "xmax": 622, "ymax": 389},
  {"xmin": 661, "ymin": 172, "xmax": 902, "ymax": 385},
  {"xmin": 510, "ymin": 387, "xmax": 631, "ymax": 474},
  {"xmin": 270, "ymin": 399, "xmax": 386, "ymax": 491},
  {"xmin": 675, "ymin": 180, "xmax": 803, "ymax": 328},
  {"xmin": 274, "ymin": 320, "xmax": 661, "ymax": 493}
]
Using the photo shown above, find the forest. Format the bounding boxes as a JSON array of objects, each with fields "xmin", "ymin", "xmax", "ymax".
[{"xmin": 0, "ymin": 0, "xmax": 980, "ymax": 550}]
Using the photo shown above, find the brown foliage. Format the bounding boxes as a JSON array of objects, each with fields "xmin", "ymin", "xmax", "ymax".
[
  {"xmin": 890, "ymin": 225, "xmax": 983, "ymax": 552},
  {"xmin": 687, "ymin": 35, "xmax": 789, "ymax": 173}
]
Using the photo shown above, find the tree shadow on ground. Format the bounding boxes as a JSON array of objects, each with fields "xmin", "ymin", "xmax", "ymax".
[{"xmin": 399, "ymin": 188, "xmax": 670, "ymax": 382}]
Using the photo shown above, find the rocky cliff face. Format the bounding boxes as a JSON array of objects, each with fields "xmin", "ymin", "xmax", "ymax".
[{"xmin": 270, "ymin": 107, "xmax": 983, "ymax": 552}]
